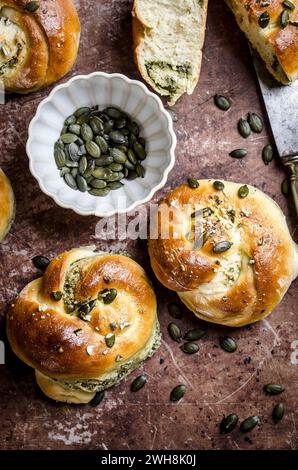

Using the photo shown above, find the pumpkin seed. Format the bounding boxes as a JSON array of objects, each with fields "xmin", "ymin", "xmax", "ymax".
[
  {"xmin": 89, "ymin": 188, "xmax": 110, "ymax": 197},
  {"xmin": 103, "ymin": 120, "xmax": 114, "ymax": 133},
  {"xmin": 105, "ymin": 107, "xmax": 122, "ymax": 119},
  {"xmin": 109, "ymin": 181, "xmax": 124, "ymax": 190},
  {"xmin": 32, "ymin": 255, "xmax": 50, "ymax": 271},
  {"xmin": 272, "ymin": 403, "xmax": 284, "ymax": 423},
  {"xmin": 238, "ymin": 118, "xmax": 251, "ymax": 138},
  {"xmin": 283, "ymin": 0, "xmax": 295, "ymax": 9},
  {"xmin": 25, "ymin": 1, "xmax": 40, "ymax": 12},
  {"xmin": 124, "ymin": 160, "xmax": 136, "ymax": 171},
  {"xmin": 181, "ymin": 342, "xmax": 199, "ymax": 354},
  {"xmin": 213, "ymin": 241, "xmax": 233, "ymax": 253},
  {"xmin": 126, "ymin": 121, "xmax": 139, "ymax": 136},
  {"xmin": 280, "ymin": 10, "xmax": 289, "ymax": 28},
  {"xmin": 184, "ymin": 328, "xmax": 206, "ymax": 341},
  {"xmin": 263, "ymin": 384, "xmax": 284, "ymax": 395},
  {"xmin": 259, "ymin": 11, "xmax": 270, "ymax": 28},
  {"xmin": 90, "ymin": 391, "xmax": 105, "ymax": 407},
  {"xmin": 86, "ymin": 140, "xmax": 101, "ymax": 158},
  {"xmin": 229, "ymin": 149, "xmax": 247, "ymax": 159},
  {"xmin": 68, "ymin": 142, "xmax": 80, "ymax": 161},
  {"xmin": 65, "ymin": 160, "xmax": 79, "ymax": 168},
  {"xmin": 60, "ymin": 167, "xmax": 70, "ymax": 177},
  {"xmin": 110, "ymin": 148, "xmax": 127, "ymax": 164},
  {"xmin": 238, "ymin": 184, "xmax": 249, "ymax": 198},
  {"xmin": 168, "ymin": 302, "xmax": 183, "ymax": 319},
  {"xmin": 262, "ymin": 144, "xmax": 273, "ymax": 165},
  {"xmin": 64, "ymin": 173, "xmax": 77, "ymax": 190},
  {"xmin": 131, "ymin": 374, "xmax": 147, "ymax": 392},
  {"xmin": 71, "ymin": 168, "xmax": 78, "ymax": 178},
  {"xmin": 136, "ymin": 164, "xmax": 145, "ymax": 178},
  {"xmin": 76, "ymin": 113, "xmax": 90, "ymax": 125},
  {"xmin": 128, "ymin": 149, "xmax": 138, "ymax": 164},
  {"xmin": 92, "ymin": 167, "xmax": 112, "ymax": 179},
  {"xmin": 191, "ymin": 207, "xmax": 213, "ymax": 218},
  {"xmin": 79, "ymin": 156, "xmax": 88, "ymax": 174},
  {"xmin": 213, "ymin": 180, "xmax": 225, "ymax": 191},
  {"xmin": 76, "ymin": 175, "xmax": 88, "ymax": 192},
  {"xmin": 51, "ymin": 291, "xmax": 63, "ymax": 301},
  {"xmin": 109, "ymin": 130, "xmax": 126, "ymax": 144},
  {"xmin": 54, "ymin": 147, "xmax": 66, "ymax": 168},
  {"xmin": 95, "ymin": 156, "xmax": 114, "ymax": 166},
  {"xmin": 81, "ymin": 123, "xmax": 93, "ymax": 141},
  {"xmin": 75, "ymin": 107, "xmax": 90, "ymax": 117},
  {"xmin": 98, "ymin": 288, "xmax": 117, "ymax": 304},
  {"xmin": 83, "ymin": 159, "xmax": 95, "ymax": 178},
  {"xmin": 247, "ymin": 112, "xmax": 263, "ymax": 133},
  {"xmin": 170, "ymin": 384, "xmax": 186, "ymax": 402},
  {"xmin": 281, "ymin": 177, "xmax": 290, "ymax": 197},
  {"xmin": 188, "ymin": 178, "xmax": 199, "ymax": 189},
  {"xmin": 65, "ymin": 115, "xmax": 76, "ymax": 126},
  {"xmin": 67, "ymin": 124, "xmax": 80, "ymax": 135},
  {"xmin": 219, "ymin": 336, "xmax": 237, "ymax": 352},
  {"xmin": 168, "ymin": 322, "xmax": 182, "ymax": 342},
  {"xmin": 109, "ymin": 163, "xmax": 123, "ymax": 172},
  {"xmin": 126, "ymin": 170, "xmax": 138, "ymax": 180},
  {"xmin": 61, "ymin": 133, "xmax": 77, "ymax": 144},
  {"xmin": 78, "ymin": 144, "xmax": 86, "ymax": 156},
  {"xmin": 220, "ymin": 413, "xmax": 239, "ymax": 434},
  {"xmin": 214, "ymin": 94, "xmax": 231, "ymax": 111},
  {"xmin": 240, "ymin": 416, "xmax": 260, "ymax": 433},
  {"xmin": 90, "ymin": 179, "xmax": 107, "ymax": 189},
  {"xmin": 90, "ymin": 116, "xmax": 104, "ymax": 134},
  {"xmin": 134, "ymin": 143, "xmax": 146, "ymax": 160},
  {"xmin": 95, "ymin": 135, "xmax": 109, "ymax": 153},
  {"xmin": 105, "ymin": 333, "xmax": 115, "ymax": 348}
]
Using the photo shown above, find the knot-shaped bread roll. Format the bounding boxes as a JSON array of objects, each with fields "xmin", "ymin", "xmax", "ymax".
[
  {"xmin": 7, "ymin": 248, "xmax": 160, "ymax": 403},
  {"xmin": 0, "ymin": 168, "xmax": 15, "ymax": 242},
  {"xmin": 0, "ymin": 0, "xmax": 80, "ymax": 93},
  {"xmin": 149, "ymin": 180, "xmax": 298, "ymax": 327}
]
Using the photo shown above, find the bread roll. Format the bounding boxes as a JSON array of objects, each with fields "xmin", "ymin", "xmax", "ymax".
[
  {"xmin": 225, "ymin": 0, "xmax": 298, "ymax": 84},
  {"xmin": 7, "ymin": 248, "xmax": 161, "ymax": 403},
  {"xmin": 132, "ymin": 0, "xmax": 208, "ymax": 105},
  {"xmin": 0, "ymin": 0, "xmax": 80, "ymax": 93},
  {"xmin": 148, "ymin": 180, "xmax": 298, "ymax": 327},
  {"xmin": 0, "ymin": 168, "xmax": 15, "ymax": 242}
]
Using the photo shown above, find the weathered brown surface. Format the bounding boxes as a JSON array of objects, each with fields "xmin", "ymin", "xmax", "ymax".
[{"xmin": 0, "ymin": 0, "xmax": 297, "ymax": 450}]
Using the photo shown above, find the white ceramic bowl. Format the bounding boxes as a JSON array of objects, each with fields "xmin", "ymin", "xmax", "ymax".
[{"xmin": 27, "ymin": 72, "xmax": 176, "ymax": 217}]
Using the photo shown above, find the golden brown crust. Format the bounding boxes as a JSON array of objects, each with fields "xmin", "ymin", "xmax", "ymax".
[
  {"xmin": 35, "ymin": 371, "xmax": 95, "ymax": 404},
  {"xmin": 7, "ymin": 248, "xmax": 158, "ymax": 380},
  {"xmin": 226, "ymin": 0, "xmax": 298, "ymax": 83},
  {"xmin": 148, "ymin": 180, "xmax": 298, "ymax": 327},
  {"xmin": 0, "ymin": 0, "xmax": 80, "ymax": 93},
  {"xmin": 0, "ymin": 168, "xmax": 15, "ymax": 242}
]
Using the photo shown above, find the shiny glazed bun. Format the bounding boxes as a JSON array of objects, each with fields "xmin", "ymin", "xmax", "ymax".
[
  {"xmin": 0, "ymin": 0, "xmax": 80, "ymax": 93},
  {"xmin": 7, "ymin": 248, "xmax": 161, "ymax": 403},
  {"xmin": 0, "ymin": 168, "xmax": 15, "ymax": 242},
  {"xmin": 148, "ymin": 180, "xmax": 298, "ymax": 327}
]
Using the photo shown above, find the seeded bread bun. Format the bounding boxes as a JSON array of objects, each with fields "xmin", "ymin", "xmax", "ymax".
[
  {"xmin": 225, "ymin": 0, "xmax": 298, "ymax": 84},
  {"xmin": 0, "ymin": 0, "xmax": 80, "ymax": 93},
  {"xmin": 7, "ymin": 248, "xmax": 161, "ymax": 404},
  {"xmin": 148, "ymin": 180, "xmax": 298, "ymax": 327},
  {"xmin": 132, "ymin": 0, "xmax": 208, "ymax": 105},
  {"xmin": 0, "ymin": 168, "xmax": 15, "ymax": 242}
]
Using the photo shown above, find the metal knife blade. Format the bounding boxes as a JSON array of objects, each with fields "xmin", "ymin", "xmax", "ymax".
[{"xmin": 251, "ymin": 51, "xmax": 298, "ymax": 159}]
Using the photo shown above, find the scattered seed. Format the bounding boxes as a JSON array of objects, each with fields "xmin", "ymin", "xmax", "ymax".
[
  {"xmin": 219, "ymin": 336, "xmax": 237, "ymax": 353},
  {"xmin": 188, "ymin": 178, "xmax": 199, "ymax": 189},
  {"xmin": 259, "ymin": 11, "xmax": 270, "ymax": 28},
  {"xmin": 238, "ymin": 184, "xmax": 249, "ymax": 198},
  {"xmin": 220, "ymin": 413, "xmax": 239, "ymax": 434},
  {"xmin": 131, "ymin": 374, "xmax": 147, "ymax": 392},
  {"xmin": 213, "ymin": 241, "xmax": 233, "ymax": 254},
  {"xmin": 184, "ymin": 328, "xmax": 206, "ymax": 341},
  {"xmin": 280, "ymin": 10, "xmax": 289, "ymax": 28},
  {"xmin": 168, "ymin": 302, "xmax": 183, "ymax": 319},
  {"xmin": 105, "ymin": 333, "xmax": 115, "ymax": 348},
  {"xmin": 25, "ymin": 1, "xmax": 40, "ymax": 12},
  {"xmin": 213, "ymin": 180, "xmax": 225, "ymax": 191},
  {"xmin": 238, "ymin": 118, "xmax": 251, "ymax": 138},
  {"xmin": 229, "ymin": 149, "xmax": 247, "ymax": 159},
  {"xmin": 247, "ymin": 112, "xmax": 263, "ymax": 133},
  {"xmin": 76, "ymin": 175, "xmax": 88, "ymax": 192},
  {"xmin": 181, "ymin": 342, "xmax": 199, "ymax": 354},
  {"xmin": 98, "ymin": 288, "xmax": 117, "ymax": 304},
  {"xmin": 32, "ymin": 255, "xmax": 50, "ymax": 271},
  {"xmin": 51, "ymin": 291, "xmax": 63, "ymax": 301},
  {"xmin": 263, "ymin": 384, "xmax": 284, "ymax": 395},
  {"xmin": 214, "ymin": 94, "xmax": 231, "ymax": 111},
  {"xmin": 240, "ymin": 416, "xmax": 260, "ymax": 432},
  {"xmin": 262, "ymin": 144, "xmax": 274, "ymax": 165},
  {"xmin": 64, "ymin": 173, "xmax": 77, "ymax": 190},
  {"xmin": 281, "ymin": 178, "xmax": 290, "ymax": 197},
  {"xmin": 90, "ymin": 391, "xmax": 105, "ymax": 407},
  {"xmin": 168, "ymin": 322, "xmax": 182, "ymax": 342},
  {"xmin": 272, "ymin": 402, "xmax": 285, "ymax": 423},
  {"xmin": 170, "ymin": 384, "xmax": 186, "ymax": 402}
]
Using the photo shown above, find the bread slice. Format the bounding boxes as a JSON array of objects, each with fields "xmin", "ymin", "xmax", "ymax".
[
  {"xmin": 225, "ymin": 0, "xmax": 298, "ymax": 84},
  {"xmin": 132, "ymin": 0, "xmax": 208, "ymax": 105}
]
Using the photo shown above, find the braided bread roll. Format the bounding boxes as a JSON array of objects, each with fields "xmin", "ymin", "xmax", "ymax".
[
  {"xmin": 0, "ymin": 168, "xmax": 15, "ymax": 242},
  {"xmin": 0, "ymin": 0, "xmax": 80, "ymax": 93},
  {"xmin": 149, "ymin": 180, "xmax": 298, "ymax": 327},
  {"xmin": 7, "ymin": 248, "xmax": 161, "ymax": 403}
]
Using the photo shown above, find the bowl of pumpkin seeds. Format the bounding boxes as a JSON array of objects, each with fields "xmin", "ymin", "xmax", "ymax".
[{"xmin": 27, "ymin": 72, "xmax": 176, "ymax": 216}]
